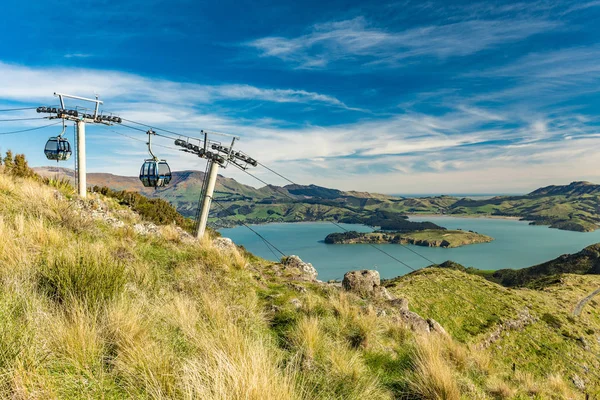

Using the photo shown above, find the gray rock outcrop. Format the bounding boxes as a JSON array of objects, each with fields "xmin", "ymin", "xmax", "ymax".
[
  {"xmin": 282, "ymin": 255, "xmax": 318, "ymax": 281},
  {"xmin": 213, "ymin": 237, "xmax": 238, "ymax": 252},
  {"xmin": 342, "ymin": 270, "xmax": 392, "ymax": 299}
]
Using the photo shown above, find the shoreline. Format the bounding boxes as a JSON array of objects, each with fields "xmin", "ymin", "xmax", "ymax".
[
  {"xmin": 217, "ymin": 215, "xmax": 526, "ymax": 230},
  {"xmin": 406, "ymin": 213, "xmax": 523, "ymax": 221}
]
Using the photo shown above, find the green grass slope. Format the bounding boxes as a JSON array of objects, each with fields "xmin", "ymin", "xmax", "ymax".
[
  {"xmin": 7, "ymin": 166, "xmax": 598, "ymax": 398},
  {"xmin": 385, "ymin": 268, "xmax": 600, "ymax": 394}
]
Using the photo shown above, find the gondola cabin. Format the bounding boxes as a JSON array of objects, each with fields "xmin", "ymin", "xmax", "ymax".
[
  {"xmin": 139, "ymin": 159, "xmax": 172, "ymax": 188},
  {"xmin": 44, "ymin": 137, "xmax": 72, "ymax": 161}
]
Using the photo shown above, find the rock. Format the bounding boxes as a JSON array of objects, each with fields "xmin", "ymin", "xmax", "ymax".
[
  {"xmin": 342, "ymin": 270, "xmax": 397, "ymax": 300},
  {"xmin": 400, "ymin": 310, "xmax": 431, "ymax": 334},
  {"xmin": 427, "ymin": 318, "xmax": 449, "ymax": 337},
  {"xmin": 342, "ymin": 270, "xmax": 381, "ymax": 296},
  {"xmin": 213, "ymin": 237, "xmax": 238, "ymax": 252},
  {"xmin": 572, "ymin": 374, "xmax": 585, "ymax": 390},
  {"xmin": 375, "ymin": 286, "xmax": 394, "ymax": 300},
  {"xmin": 288, "ymin": 283, "xmax": 307, "ymax": 293},
  {"xmin": 53, "ymin": 190, "xmax": 65, "ymax": 201},
  {"xmin": 577, "ymin": 336, "xmax": 590, "ymax": 351},
  {"xmin": 480, "ymin": 309, "xmax": 538, "ymax": 349},
  {"xmin": 282, "ymin": 255, "xmax": 318, "ymax": 281},
  {"xmin": 290, "ymin": 298, "xmax": 302, "ymax": 309},
  {"xmin": 389, "ymin": 297, "xmax": 409, "ymax": 311}
]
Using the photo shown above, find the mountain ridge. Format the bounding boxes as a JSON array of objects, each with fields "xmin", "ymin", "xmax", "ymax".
[{"xmin": 34, "ymin": 167, "xmax": 600, "ymax": 232}]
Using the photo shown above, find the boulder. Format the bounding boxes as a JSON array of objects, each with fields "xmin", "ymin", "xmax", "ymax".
[
  {"xmin": 282, "ymin": 255, "xmax": 318, "ymax": 281},
  {"xmin": 342, "ymin": 270, "xmax": 381, "ymax": 295},
  {"xmin": 400, "ymin": 310, "xmax": 431, "ymax": 334},
  {"xmin": 389, "ymin": 297, "xmax": 409, "ymax": 311},
  {"xmin": 427, "ymin": 318, "xmax": 449, "ymax": 337},
  {"xmin": 342, "ymin": 270, "xmax": 395, "ymax": 299},
  {"xmin": 213, "ymin": 237, "xmax": 238, "ymax": 252}
]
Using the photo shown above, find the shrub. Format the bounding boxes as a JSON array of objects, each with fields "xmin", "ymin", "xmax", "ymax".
[{"xmin": 91, "ymin": 185, "xmax": 195, "ymax": 233}]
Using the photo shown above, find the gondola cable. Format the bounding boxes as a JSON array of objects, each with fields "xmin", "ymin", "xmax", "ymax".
[{"xmin": 0, "ymin": 121, "xmax": 62, "ymax": 135}]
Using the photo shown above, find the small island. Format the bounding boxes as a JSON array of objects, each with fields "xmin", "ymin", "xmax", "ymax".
[{"xmin": 324, "ymin": 229, "xmax": 493, "ymax": 248}]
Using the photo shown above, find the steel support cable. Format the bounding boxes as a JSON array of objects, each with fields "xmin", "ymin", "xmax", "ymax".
[
  {"xmin": 0, "ymin": 117, "xmax": 48, "ymax": 122},
  {"xmin": 120, "ymin": 123, "xmax": 185, "ymax": 145},
  {"xmin": 120, "ymin": 117, "xmax": 189, "ymax": 138},
  {"xmin": 0, "ymin": 121, "xmax": 62, "ymax": 135},
  {"xmin": 251, "ymin": 163, "xmax": 441, "ymax": 266},
  {"xmin": 121, "ymin": 117, "xmax": 237, "ymax": 140},
  {"xmin": 0, "ymin": 107, "xmax": 39, "ymax": 112},
  {"xmin": 103, "ymin": 127, "xmax": 181, "ymax": 151},
  {"xmin": 245, "ymin": 163, "xmax": 600, "ymax": 383},
  {"xmin": 117, "ymin": 120, "xmax": 600, "ymax": 381},
  {"xmin": 211, "ymin": 198, "xmax": 286, "ymax": 259},
  {"xmin": 118, "ymin": 119, "xmax": 600, "ymax": 383}
]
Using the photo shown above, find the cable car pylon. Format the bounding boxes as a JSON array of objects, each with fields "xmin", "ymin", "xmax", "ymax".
[
  {"xmin": 37, "ymin": 93, "xmax": 122, "ymax": 198},
  {"xmin": 173, "ymin": 130, "xmax": 257, "ymax": 239}
]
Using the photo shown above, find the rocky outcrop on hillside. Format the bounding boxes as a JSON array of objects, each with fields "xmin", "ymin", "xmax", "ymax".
[
  {"xmin": 342, "ymin": 270, "xmax": 392, "ymax": 299},
  {"xmin": 342, "ymin": 269, "xmax": 447, "ymax": 335},
  {"xmin": 282, "ymin": 255, "xmax": 319, "ymax": 282}
]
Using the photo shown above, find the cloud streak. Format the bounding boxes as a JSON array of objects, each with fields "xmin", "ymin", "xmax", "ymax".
[
  {"xmin": 247, "ymin": 16, "xmax": 558, "ymax": 69},
  {"xmin": 0, "ymin": 62, "xmax": 356, "ymax": 110}
]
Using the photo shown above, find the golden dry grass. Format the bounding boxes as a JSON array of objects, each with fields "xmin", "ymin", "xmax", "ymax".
[{"xmin": 0, "ymin": 170, "xmax": 590, "ymax": 399}]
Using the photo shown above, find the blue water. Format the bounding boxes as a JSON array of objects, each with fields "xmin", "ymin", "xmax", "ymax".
[{"xmin": 219, "ymin": 217, "xmax": 600, "ymax": 281}]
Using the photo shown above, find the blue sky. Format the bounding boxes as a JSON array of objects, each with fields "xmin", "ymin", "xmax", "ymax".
[{"xmin": 1, "ymin": 0, "xmax": 600, "ymax": 194}]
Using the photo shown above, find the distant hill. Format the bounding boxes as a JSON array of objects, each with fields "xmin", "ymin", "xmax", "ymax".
[
  {"xmin": 529, "ymin": 181, "xmax": 600, "ymax": 196},
  {"xmin": 434, "ymin": 243, "xmax": 600, "ymax": 288},
  {"xmin": 34, "ymin": 167, "xmax": 600, "ymax": 232}
]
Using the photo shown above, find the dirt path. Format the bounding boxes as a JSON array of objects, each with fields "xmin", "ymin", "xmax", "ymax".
[{"xmin": 573, "ymin": 288, "xmax": 600, "ymax": 316}]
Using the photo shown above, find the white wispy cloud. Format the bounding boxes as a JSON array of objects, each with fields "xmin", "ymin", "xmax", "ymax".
[
  {"xmin": 64, "ymin": 53, "xmax": 94, "ymax": 59},
  {"xmin": 0, "ymin": 62, "xmax": 355, "ymax": 110},
  {"xmin": 2, "ymin": 60, "xmax": 600, "ymax": 194},
  {"xmin": 247, "ymin": 16, "xmax": 558, "ymax": 69}
]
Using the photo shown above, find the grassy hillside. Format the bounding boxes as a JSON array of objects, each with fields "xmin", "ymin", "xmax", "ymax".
[
  {"xmin": 7, "ymin": 167, "xmax": 599, "ymax": 397},
  {"xmin": 385, "ymin": 268, "xmax": 600, "ymax": 391}
]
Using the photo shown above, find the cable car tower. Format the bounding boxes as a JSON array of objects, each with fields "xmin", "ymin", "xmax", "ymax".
[
  {"xmin": 37, "ymin": 93, "xmax": 121, "ymax": 198},
  {"xmin": 173, "ymin": 130, "xmax": 257, "ymax": 239}
]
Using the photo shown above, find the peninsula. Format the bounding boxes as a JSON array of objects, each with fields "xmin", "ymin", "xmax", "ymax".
[{"xmin": 324, "ymin": 229, "xmax": 493, "ymax": 248}]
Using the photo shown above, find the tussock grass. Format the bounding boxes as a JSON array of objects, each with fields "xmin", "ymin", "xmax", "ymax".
[
  {"xmin": 37, "ymin": 246, "xmax": 127, "ymax": 309},
  {"xmin": 0, "ymin": 168, "xmax": 593, "ymax": 398},
  {"xmin": 408, "ymin": 335, "xmax": 460, "ymax": 400}
]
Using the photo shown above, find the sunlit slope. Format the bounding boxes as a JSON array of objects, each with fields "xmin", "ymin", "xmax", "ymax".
[
  {"xmin": 386, "ymin": 268, "xmax": 600, "ymax": 391},
  {"xmin": 2, "ymin": 166, "xmax": 595, "ymax": 398}
]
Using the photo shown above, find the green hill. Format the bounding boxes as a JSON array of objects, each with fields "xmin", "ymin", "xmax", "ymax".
[{"xmin": 4, "ymin": 162, "xmax": 598, "ymax": 398}]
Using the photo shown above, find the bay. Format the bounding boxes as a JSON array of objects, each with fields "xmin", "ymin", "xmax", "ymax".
[{"xmin": 219, "ymin": 217, "xmax": 600, "ymax": 281}]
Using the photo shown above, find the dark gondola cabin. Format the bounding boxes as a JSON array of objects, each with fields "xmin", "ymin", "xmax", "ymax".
[
  {"xmin": 44, "ymin": 137, "xmax": 72, "ymax": 161},
  {"xmin": 139, "ymin": 159, "xmax": 172, "ymax": 188}
]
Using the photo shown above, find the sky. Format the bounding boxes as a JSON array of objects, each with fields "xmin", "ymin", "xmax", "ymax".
[{"xmin": 1, "ymin": 0, "xmax": 600, "ymax": 194}]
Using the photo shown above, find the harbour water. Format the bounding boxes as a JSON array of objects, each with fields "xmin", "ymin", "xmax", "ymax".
[{"xmin": 219, "ymin": 216, "xmax": 600, "ymax": 281}]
